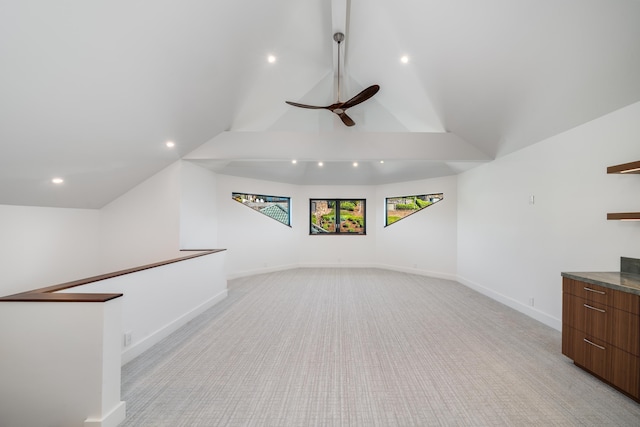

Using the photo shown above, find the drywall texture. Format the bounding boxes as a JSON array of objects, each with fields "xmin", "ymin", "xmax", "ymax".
[
  {"xmin": 215, "ymin": 174, "xmax": 299, "ymax": 278},
  {"xmin": 0, "ymin": 205, "xmax": 101, "ymax": 296},
  {"xmin": 457, "ymin": 101, "xmax": 640, "ymax": 330},
  {"xmin": 376, "ymin": 175, "xmax": 458, "ymax": 280},
  {"xmin": 180, "ymin": 160, "xmax": 218, "ymax": 249},
  {"xmin": 99, "ymin": 162, "xmax": 184, "ymax": 272}
]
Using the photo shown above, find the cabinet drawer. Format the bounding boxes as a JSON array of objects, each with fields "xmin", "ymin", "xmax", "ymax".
[
  {"xmin": 563, "ymin": 293, "xmax": 640, "ymax": 356},
  {"xmin": 563, "ymin": 278, "xmax": 610, "ymax": 305},
  {"xmin": 563, "ymin": 325, "xmax": 640, "ymax": 399},
  {"xmin": 562, "ymin": 325, "xmax": 608, "ymax": 379},
  {"xmin": 613, "ymin": 289, "xmax": 640, "ymax": 316},
  {"xmin": 563, "ymin": 293, "xmax": 608, "ymax": 342},
  {"xmin": 563, "ymin": 277, "xmax": 640, "ymax": 315}
]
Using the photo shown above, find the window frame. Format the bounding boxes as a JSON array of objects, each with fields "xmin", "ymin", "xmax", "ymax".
[
  {"xmin": 232, "ymin": 192, "xmax": 292, "ymax": 227},
  {"xmin": 309, "ymin": 198, "xmax": 367, "ymax": 235},
  {"xmin": 384, "ymin": 193, "xmax": 443, "ymax": 227}
]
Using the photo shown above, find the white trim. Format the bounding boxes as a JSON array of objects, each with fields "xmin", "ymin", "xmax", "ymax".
[
  {"xmin": 457, "ymin": 274, "xmax": 562, "ymax": 331},
  {"xmin": 226, "ymin": 264, "xmax": 298, "ymax": 280},
  {"xmin": 121, "ymin": 289, "xmax": 228, "ymax": 365},
  {"xmin": 84, "ymin": 401, "xmax": 126, "ymax": 427},
  {"xmin": 376, "ymin": 263, "xmax": 457, "ymax": 281}
]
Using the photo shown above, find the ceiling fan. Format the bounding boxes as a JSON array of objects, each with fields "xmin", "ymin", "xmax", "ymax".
[{"xmin": 285, "ymin": 32, "xmax": 380, "ymax": 127}]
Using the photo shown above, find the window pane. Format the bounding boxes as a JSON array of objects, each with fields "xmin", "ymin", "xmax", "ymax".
[
  {"xmin": 232, "ymin": 192, "xmax": 291, "ymax": 226},
  {"xmin": 310, "ymin": 199, "xmax": 335, "ymax": 233},
  {"xmin": 339, "ymin": 200, "xmax": 365, "ymax": 234},
  {"xmin": 310, "ymin": 199, "xmax": 365, "ymax": 235},
  {"xmin": 385, "ymin": 193, "xmax": 443, "ymax": 226}
]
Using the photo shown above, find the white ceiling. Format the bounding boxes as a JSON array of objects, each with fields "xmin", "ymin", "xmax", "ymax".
[{"xmin": 1, "ymin": 0, "xmax": 639, "ymax": 208}]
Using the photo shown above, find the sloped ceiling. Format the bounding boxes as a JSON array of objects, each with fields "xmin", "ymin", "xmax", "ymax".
[{"xmin": 1, "ymin": 0, "xmax": 639, "ymax": 208}]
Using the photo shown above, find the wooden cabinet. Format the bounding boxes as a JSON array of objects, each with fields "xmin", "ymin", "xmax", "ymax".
[{"xmin": 562, "ymin": 277, "xmax": 640, "ymax": 400}]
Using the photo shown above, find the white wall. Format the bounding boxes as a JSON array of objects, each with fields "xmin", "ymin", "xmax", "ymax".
[
  {"xmin": 215, "ymin": 175, "xmax": 458, "ymax": 279},
  {"xmin": 99, "ymin": 161, "xmax": 184, "ymax": 272},
  {"xmin": 0, "ymin": 160, "xmax": 217, "ymax": 298},
  {"xmin": 297, "ymin": 185, "xmax": 378, "ymax": 268},
  {"xmin": 376, "ymin": 175, "xmax": 458, "ymax": 279},
  {"xmin": 180, "ymin": 161, "xmax": 218, "ymax": 249},
  {"xmin": 216, "ymin": 174, "xmax": 299, "ymax": 278},
  {"xmin": 0, "ymin": 205, "xmax": 101, "ymax": 296},
  {"xmin": 457, "ymin": 101, "xmax": 640, "ymax": 330}
]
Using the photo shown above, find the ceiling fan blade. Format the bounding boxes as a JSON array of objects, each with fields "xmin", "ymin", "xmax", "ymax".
[
  {"xmin": 285, "ymin": 101, "xmax": 328, "ymax": 110},
  {"xmin": 341, "ymin": 85, "xmax": 380, "ymax": 110},
  {"xmin": 337, "ymin": 112, "xmax": 355, "ymax": 127}
]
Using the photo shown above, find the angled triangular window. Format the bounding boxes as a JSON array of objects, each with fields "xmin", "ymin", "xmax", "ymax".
[
  {"xmin": 232, "ymin": 192, "xmax": 291, "ymax": 227},
  {"xmin": 385, "ymin": 193, "xmax": 443, "ymax": 226}
]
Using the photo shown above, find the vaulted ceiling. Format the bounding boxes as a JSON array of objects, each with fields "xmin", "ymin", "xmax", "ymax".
[{"xmin": 1, "ymin": 0, "xmax": 639, "ymax": 208}]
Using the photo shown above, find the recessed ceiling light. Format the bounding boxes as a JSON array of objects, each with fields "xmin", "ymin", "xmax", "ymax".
[
  {"xmin": 318, "ymin": 161, "xmax": 323, "ymax": 167},
  {"xmin": 380, "ymin": 160, "xmax": 385, "ymax": 164},
  {"xmin": 400, "ymin": 55, "xmax": 409, "ymax": 64},
  {"xmin": 52, "ymin": 177, "xmax": 64, "ymax": 184},
  {"xmin": 353, "ymin": 162, "xmax": 358, "ymax": 167},
  {"xmin": 166, "ymin": 141, "xmax": 175, "ymax": 148},
  {"xmin": 267, "ymin": 55, "xmax": 276, "ymax": 63},
  {"xmin": 292, "ymin": 159, "xmax": 297, "ymax": 164}
]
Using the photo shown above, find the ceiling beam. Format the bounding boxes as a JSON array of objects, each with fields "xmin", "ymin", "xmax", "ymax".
[
  {"xmin": 185, "ymin": 131, "xmax": 491, "ymax": 162},
  {"xmin": 331, "ymin": 0, "xmax": 349, "ymax": 99}
]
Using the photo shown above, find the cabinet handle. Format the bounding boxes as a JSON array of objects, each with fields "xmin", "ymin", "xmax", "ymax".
[
  {"xmin": 583, "ymin": 287, "xmax": 606, "ymax": 295},
  {"xmin": 584, "ymin": 338, "xmax": 605, "ymax": 350},
  {"xmin": 583, "ymin": 304, "xmax": 606, "ymax": 313}
]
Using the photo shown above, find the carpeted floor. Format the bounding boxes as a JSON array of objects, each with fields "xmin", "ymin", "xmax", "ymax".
[{"xmin": 121, "ymin": 268, "xmax": 640, "ymax": 426}]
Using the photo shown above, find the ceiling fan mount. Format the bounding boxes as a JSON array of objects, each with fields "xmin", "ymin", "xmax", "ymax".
[{"xmin": 285, "ymin": 32, "xmax": 380, "ymax": 127}]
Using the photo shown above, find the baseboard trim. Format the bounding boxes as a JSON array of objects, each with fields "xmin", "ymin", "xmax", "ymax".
[
  {"xmin": 375, "ymin": 263, "xmax": 457, "ymax": 281},
  {"xmin": 84, "ymin": 401, "xmax": 126, "ymax": 427},
  {"xmin": 457, "ymin": 274, "xmax": 561, "ymax": 331},
  {"xmin": 226, "ymin": 264, "xmax": 299, "ymax": 280},
  {"xmin": 121, "ymin": 289, "xmax": 228, "ymax": 365}
]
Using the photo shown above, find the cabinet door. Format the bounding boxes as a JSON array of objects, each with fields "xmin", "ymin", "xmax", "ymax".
[
  {"xmin": 611, "ymin": 308, "xmax": 640, "ymax": 356},
  {"xmin": 610, "ymin": 348, "xmax": 640, "ymax": 399}
]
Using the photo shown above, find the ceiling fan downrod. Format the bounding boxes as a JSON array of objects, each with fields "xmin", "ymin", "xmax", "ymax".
[
  {"xmin": 334, "ymin": 32, "xmax": 345, "ymax": 103},
  {"xmin": 284, "ymin": 31, "xmax": 380, "ymax": 127}
]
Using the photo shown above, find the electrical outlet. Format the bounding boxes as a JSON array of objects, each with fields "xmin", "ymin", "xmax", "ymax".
[
  {"xmin": 124, "ymin": 332, "xmax": 132, "ymax": 347},
  {"xmin": 528, "ymin": 297, "xmax": 535, "ymax": 307}
]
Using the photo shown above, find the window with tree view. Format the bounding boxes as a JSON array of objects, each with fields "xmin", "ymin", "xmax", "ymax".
[
  {"xmin": 310, "ymin": 199, "xmax": 366, "ymax": 235},
  {"xmin": 385, "ymin": 193, "xmax": 443, "ymax": 226},
  {"xmin": 232, "ymin": 192, "xmax": 291, "ymax": 226}
]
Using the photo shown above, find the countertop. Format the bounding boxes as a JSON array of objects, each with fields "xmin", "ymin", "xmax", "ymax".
[{"xmin": 561, "ymin": 271, "xmax": 640, "ymax": 296}]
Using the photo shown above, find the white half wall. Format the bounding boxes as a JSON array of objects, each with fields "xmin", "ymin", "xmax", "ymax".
[
  {"xmin": 0, "ymin": 205, "xmax": 101, "ymax": 296},
  {"xmin": 376, "ymin": 175, "xmax": 458, "ymax": 280},
  {"xmin": 0, "ymin": 299, "xmax": 125, "ymax": 427},
  {"xmin": 58, "ymin": 251, "xmax": 228, "ymax": 365},
  {"xmin": 457, "ymin": 101, "xmax": 640, "ymax": 331}
]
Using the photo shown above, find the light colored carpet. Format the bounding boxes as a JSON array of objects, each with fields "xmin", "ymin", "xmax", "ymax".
[{"xmin": 121, "ymin": 268, "xmax": 640, "ymax": 426}]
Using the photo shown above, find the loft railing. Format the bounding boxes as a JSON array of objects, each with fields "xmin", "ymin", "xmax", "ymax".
[{"xmin": 0, "ymin": 249, "xmax": 224, "ymax": 302}]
